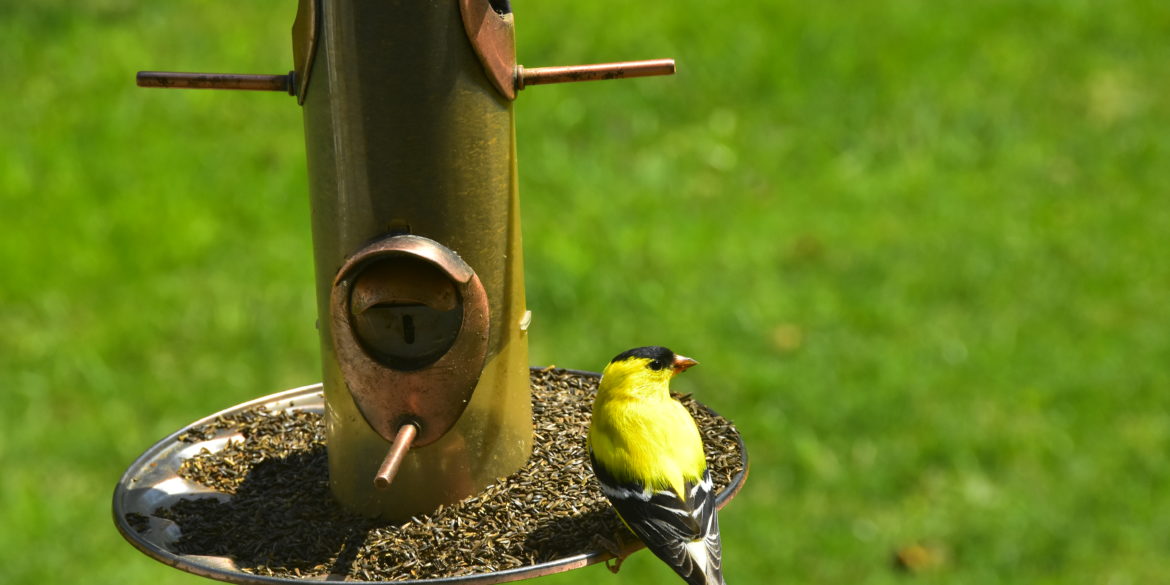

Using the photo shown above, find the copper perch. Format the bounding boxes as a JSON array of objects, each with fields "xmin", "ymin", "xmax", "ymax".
[
  {"xmin": 374, "ymin": 423, "xmax": 420, "ymax": 490},
  {"xmin": 136, "ymin": 71, "xmax": 295, "ymax": 94},
  {"xmin": 136, "ymin": 59, "xmax": 674, "ymax": 96},
  {"xmin": 516, "ymin": 59, "xmax": 675, "ymax": 90}
]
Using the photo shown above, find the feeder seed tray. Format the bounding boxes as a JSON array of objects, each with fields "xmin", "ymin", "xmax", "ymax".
[{"xmin": 113, "ymin": 368, "xmax": 748, "ymax": 584}]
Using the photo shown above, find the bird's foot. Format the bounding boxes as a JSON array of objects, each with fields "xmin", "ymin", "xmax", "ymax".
[
  {"xmin": 604, "ymin": 556, "xmax": 624, "ymax": 574},
  {"xmin": 593, "ymin": 532, "xmax": 631, "ymax": 574},
  {"xmin": 594, "ymin": 533, "xmax": 631, "ymax": 573}
]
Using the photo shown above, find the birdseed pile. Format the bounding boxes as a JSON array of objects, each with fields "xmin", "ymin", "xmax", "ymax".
[{"xmin": 145, "ymin": 368, "xmax": 746, "ymax": 581}]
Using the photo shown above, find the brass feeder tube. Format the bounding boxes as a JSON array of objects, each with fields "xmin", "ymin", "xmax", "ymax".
[{"xmin": 301, "ymin": 0, "xmax": 531, "ymax": 519}]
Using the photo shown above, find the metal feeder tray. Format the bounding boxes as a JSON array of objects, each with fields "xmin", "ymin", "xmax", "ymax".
[{"xmin": 113, "ymin": 369, "xmax": 749, "ymax": 584}]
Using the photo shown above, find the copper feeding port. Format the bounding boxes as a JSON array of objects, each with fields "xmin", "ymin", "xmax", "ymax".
[
  {"xmin": 374, "ymin": 423, "xmax": 420, "ymax": 490},
  {"xmin": 330, "ymin": 235, "xmax": 490, "ymax": 449}
]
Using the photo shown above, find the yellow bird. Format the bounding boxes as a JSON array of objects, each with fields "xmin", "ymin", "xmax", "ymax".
[{"xmin": 588, "ymin": 346, "xmax": 726, "ymax": 585}]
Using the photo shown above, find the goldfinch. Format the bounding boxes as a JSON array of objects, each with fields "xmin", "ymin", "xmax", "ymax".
[{"xmin": 588, "ymin": 346, "xmax": 726, "ymax": 585}]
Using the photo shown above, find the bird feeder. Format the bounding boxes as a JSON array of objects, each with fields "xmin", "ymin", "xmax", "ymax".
[{"xmin": 113, "ymin": 1, "xmax": 747, "ymax": 583}]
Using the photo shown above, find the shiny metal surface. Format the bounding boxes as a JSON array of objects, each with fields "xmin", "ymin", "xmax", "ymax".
[
  {"xmin": 459, "ymin": 0, "xmax": 516, "ymax": 100},
  {"xmin": 302, "ymin": 0, "xmax": 532, "ymax": 519},
  {"xmin": 112, "ymin": 375, "xmax": 749, "ymax": 585},
  {"xmin": 290, "ymin": 0, "xmax": 320, "ymax": 103},
  {"xmin": 516, "ymin": 59, "xmax": 676, "ymax": 90},
  {"xmin": 374, "ymin": 423, "xmax": 420, "ymax": 489}
]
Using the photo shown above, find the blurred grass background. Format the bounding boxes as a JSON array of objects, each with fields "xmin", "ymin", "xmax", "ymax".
[{"xmin": 3, "ymin": 0, "xmax": 1169, "ymax": 583}]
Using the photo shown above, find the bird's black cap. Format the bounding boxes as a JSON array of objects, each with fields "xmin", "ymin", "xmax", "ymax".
[{"xmin": 610, "ymin": 346, "xmax": 676, "ymax": 371}]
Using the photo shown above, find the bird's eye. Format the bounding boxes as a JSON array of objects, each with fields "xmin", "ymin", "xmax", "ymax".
[{"xmin": 647, "ymin": 359, "xmax": 665, "ymax": 371}]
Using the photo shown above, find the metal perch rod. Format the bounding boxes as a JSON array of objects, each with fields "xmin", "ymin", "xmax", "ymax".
[{"xmin": 136, "ymin": 59, "xmax": 676, "ymax": 93}]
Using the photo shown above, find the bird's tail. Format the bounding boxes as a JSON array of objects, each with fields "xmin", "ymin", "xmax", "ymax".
[
  {"xmin": 682, "ymin": 536, "xmax": 725, "ymax": 585},
  {"xmin": 707, "ymin": 567, "xmax": 725, "ymax": 585}
]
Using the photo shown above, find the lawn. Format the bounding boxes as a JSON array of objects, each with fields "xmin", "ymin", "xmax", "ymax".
[{"xmin": 3, "ymin": 1, "xmax": 1169, "ymax": 584}]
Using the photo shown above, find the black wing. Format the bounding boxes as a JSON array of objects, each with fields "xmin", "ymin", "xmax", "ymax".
[{"xmin": 591, "ymin": 451, "xmax": 725, "ymax": 585}]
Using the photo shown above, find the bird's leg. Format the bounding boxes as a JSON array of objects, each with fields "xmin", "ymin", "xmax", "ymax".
[
  {"xmin": 604, "ymin": 556, "xmax": 624, "ymax": 574},
  {"xmin": 593, "ymin": 530, "xmax": 633, "ymax": 574}
]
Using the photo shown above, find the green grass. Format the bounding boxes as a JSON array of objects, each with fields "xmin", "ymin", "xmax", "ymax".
[{"xmin": 3, "ymin": 1, "xmax": 1170, "ymax": 584}]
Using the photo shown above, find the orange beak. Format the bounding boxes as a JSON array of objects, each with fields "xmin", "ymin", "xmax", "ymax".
[{"xmin": 671, "ymin": 354, "xmax": 699, "ymax": 374}]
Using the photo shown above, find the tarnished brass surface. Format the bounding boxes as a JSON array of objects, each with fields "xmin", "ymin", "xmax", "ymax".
[
  {"xmin": 301, "ymin": 0, "xmax": 531, "ymax": 520},
  {"xmin": 136, "ymin": 71, "xmax": 294, "ymax": 93},
  {"xmin": 290, "ymin": 0, "xmax": 320, "ymax": 103},
  {"xmin": 459, "ymin": 0, "xmax": 517, "ymax": 100}
]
